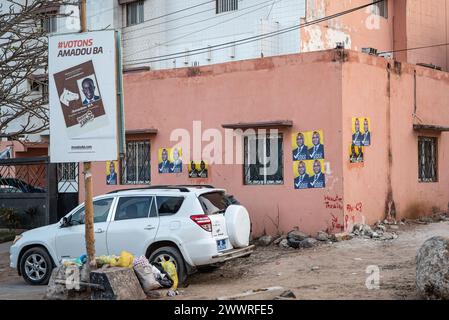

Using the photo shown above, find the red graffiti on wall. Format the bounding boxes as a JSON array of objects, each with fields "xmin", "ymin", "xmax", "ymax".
[
  {"xmin": 330, "ymin": 213, "xmax": 344, "ymax": 232},
  {"xmin": 324, "ymin": 195, "xmax": 344, "ymax": 210},
  {"xmin": 344, "ymin": 202, "xmax": 363, "ymax": 230}
]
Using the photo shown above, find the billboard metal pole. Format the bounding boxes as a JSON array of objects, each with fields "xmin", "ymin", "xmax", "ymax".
[{"xmin": 79, "ymin": 0, "xmax": 96, "ymax": 269}]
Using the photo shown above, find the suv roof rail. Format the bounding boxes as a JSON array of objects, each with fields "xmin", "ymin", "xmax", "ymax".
[
  {"xmin": 175, "ymin": 184, "xmax": 215, "ymax": 189},
  {"xmin": 107, "ymin": 185, "xmax": 190, "ymax": 194}
]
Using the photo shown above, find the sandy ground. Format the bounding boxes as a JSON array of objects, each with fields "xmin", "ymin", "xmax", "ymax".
[{"xmin": 0, "ymin": 221, "xmax": 448, "ymax": 300}]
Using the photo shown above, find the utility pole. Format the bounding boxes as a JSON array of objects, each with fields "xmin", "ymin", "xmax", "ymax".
[{"xmin": 79, "ymin": 0, "xmax": 96, "ymax": 269}]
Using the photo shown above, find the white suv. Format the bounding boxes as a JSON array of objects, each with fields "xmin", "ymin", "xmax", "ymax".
[{"xmin": 9, "ymin": 185, "xmax": 254, "ymax": 285}]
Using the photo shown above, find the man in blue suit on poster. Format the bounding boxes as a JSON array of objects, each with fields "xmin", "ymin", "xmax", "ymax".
[
  {"xmin": 294, "ymin": 161, "xmax": 309, "ymax": 190},
  {"xmin": 308, "ymin": 131, "xmax": 325, "ymax": 160},
  {"xmin": 293, "ymin": 132, "xmax": 308, "ymax": 161},
  {"xmin": 352, "ymin": 118, "xmax": 363, "ymax": 147},
  {"xmin": 158, "ymin": 148, "xmax": 172, "ymax": 173},
  {"xmin": 170, "ymin": 148, "xmax": 182, "ymax": 173},
  {"xmin": 361, "ymin": 118, "xmax": 371, "ymax": 146},
  {"xmin": 309, "ymin": 160, "xmax": 325, "ymax": 188}
]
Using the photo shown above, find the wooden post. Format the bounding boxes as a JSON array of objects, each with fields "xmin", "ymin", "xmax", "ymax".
[{"xmin": 79, "ymin": 0, "xmax": 96, "ymax": 269}]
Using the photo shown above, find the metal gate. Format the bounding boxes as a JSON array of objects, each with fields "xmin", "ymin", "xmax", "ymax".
[
  {"xmin": 56, "ymin": 162, "xmax": 79, "ymax": 220},
  {"xmin": 0, "ymin": 157, "xmax": 79, "ymax": 229}
]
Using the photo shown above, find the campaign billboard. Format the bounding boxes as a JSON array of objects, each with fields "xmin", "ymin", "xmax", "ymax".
[{"xmin": 49, "ymin": 30, "xmax": 118, "ymax": 163}]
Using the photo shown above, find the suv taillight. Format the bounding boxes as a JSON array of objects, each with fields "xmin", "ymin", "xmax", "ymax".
[{"xmin": 190, "ymin": 215, "xmax": 212, "ymax": 232}]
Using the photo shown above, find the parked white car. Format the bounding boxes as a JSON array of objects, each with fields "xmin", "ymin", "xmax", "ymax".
[{"xmin": 9, "ymin": 185, "xmax": 254, "ymax": 285}]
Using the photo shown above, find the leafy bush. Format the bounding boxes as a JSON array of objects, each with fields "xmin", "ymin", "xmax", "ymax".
[{"xmin": 0, "ymin": 207, "xmax": 21, "ymax": 231}]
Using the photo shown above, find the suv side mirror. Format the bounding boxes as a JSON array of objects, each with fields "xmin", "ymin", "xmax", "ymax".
[{"xmin": 60, "ymin": 216, "xmax": 71, "ymax": 228}]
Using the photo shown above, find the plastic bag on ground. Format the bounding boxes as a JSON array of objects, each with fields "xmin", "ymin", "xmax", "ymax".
[
  {"xmin": 96, "ymin": 255, "xmax": 119, "ymax": 267},
  {"xmin": 152, "ymin": 262, "xmax": 174, "ymax": 288},
  {"xmin": 161, "ymin": 260, "xmax": 178, "ymax": 291},
  {"xmin": 117, "ymin": 251, "xmax": 134, "ymax": 268},
  {"xmin": 134, "ymin": 264, "xmax": 162, "ymax": 294}
]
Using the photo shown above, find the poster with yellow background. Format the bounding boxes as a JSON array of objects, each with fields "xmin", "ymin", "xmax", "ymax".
[
  {"xmin": 351, "ymin": 117, "xmax": 371, "ymax": 147},
  {"xmin": 158, "ymin": 147, "xmax": 183, "ymax": 174},
  {"xmin": 105, "ymin": 161, "xmax": 118, "ymax": 185},
  {"xmin": 188, "ymin": 161, "xmax": 209, "ymax": 178},
  {"xmin": 293, "ymin": 159, "xmax": 325, "ymax": 189},
  {"xmin": 291, "ymin": 130, "xmax": 325, "ymax": 161}
]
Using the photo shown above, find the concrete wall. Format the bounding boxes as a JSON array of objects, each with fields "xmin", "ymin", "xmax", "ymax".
[
  {"xmin": 121, "ymin": 0, "xmax": 306, "ymax": 70},
  {"xmin": 341, "ymin": 51, "xmax": 449, "ymax": 229},
  {"xmin": 301, "ymin": 0, "xmax": 395, "ymax": 54},
  {"xmin": 81, "ymin": 51, "xmax": 345, "ymax": 236}
]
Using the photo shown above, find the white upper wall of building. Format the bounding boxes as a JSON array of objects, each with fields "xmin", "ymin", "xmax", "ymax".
[{"xmin": 105, "ymin": 0, "xmax": 306, "ymax": 70}]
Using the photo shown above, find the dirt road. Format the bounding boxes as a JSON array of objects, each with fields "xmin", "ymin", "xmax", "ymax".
[{"xmin": 0, "ymin": 221, "xmax": 448, "ymax": 300}]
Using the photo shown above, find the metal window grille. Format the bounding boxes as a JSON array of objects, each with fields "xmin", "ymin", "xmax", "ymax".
[
  {"xmin": 127, "ymin": 0, "xmax": 144, "ymax": 26},
  {"xmin": 216, "ymin": 0, "xmax": 238, "ymax": 14},
  {"xmin": 121, "ymin": 140, "xmax": 151, "ymax": 185},
  {"xmin": 418, "ymin": 137, "xmax": 438, "ymax": 183},
  {"xmin": 372, "ymin": 0, "xmax": 388, "ymax": 18},
  {"xmin": 57, "ymin": 162, "xmax": 79, "ymax": 193},
  {"xmin": 42, "ymin": 15, "xmax": 57, "ymax": 33},
  {"xmin": 244, "ymin": 133, "xmax": 284, "ymax": 185}
]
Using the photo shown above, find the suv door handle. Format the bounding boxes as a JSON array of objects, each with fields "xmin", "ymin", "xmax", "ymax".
[
  {"xmin": 95, "ymin": 228, "xmax": 105, "ymax": 234},
  {"xmin": 144, "ymin": 225, "xmax": 155, "ymax": 230}
]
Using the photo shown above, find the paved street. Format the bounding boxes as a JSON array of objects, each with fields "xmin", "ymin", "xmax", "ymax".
[{"xmin": 0, "ymin": 242, "xmax": 45, "ymax": 300}]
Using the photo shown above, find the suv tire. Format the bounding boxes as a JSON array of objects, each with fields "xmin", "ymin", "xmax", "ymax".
[
  {"xmin": 20, "ymin": 247, "xmax": 53, "ymax": 285},
  {"xmin": 149, "ymin": 246, "xmax": 187, "ymax": 284}
]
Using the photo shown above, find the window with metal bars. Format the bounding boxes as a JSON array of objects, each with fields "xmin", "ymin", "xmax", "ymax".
[
  {"xmin": 216, "ymin": 0, "xmax": 238, "ymax": 14},
  {"xmin": 418, "ymin": 137, "xmax": 438, "ymax": 183},
  {"xmin": 372, "ymin": 0, "xmax": 388, "ymax": 18},
  {"xmin": 121, "ymin": 140, "xmax": 151, "ymax": 184},
  {"xmin": 126, "ymin": 0, "xmax": 144, "ymax": 26},
  {"xmin": 41, "ymin": 14, "xmax": 57, "ymax": 33},
  {"xmin": 58, "ymin": 163, "xmax": 77, "ymax": 181},
  {"xmin": 244, "ymin": 133, "xmax": 284, "ymax": 185}
]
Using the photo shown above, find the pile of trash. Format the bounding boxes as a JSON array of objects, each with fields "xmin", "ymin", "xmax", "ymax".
[{"xmin": 61, "ymin": 251, "xmax": 179, "ymax": 298}]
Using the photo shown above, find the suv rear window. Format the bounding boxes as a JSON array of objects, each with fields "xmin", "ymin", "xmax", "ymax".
[
  {"xmin": 156, "ymin": 196, "xmax": 184, "ymax": 216},
  {"xmin": 198, "ymin": 192, "xmax": 240, "ymax": 215},
  {"xmin": 115, "ymin": 197, "xmax": 152, "ymax": 221}
]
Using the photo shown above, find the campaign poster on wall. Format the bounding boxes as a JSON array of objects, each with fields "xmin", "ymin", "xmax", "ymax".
[
  {"xmin": 349, "ymin": 144, "xmax": 364, "ymax": 164},
  {"xmin": 105, "ymin": 161, "xmax": 118, "ymax": 185},
  {"xmin": 49, "ymin": 30, "xmax": 118, "ymax": 163},
  {"xmin": 292, "ymin": 130, "xmax": 325, "ymax": 161},
  {"xmin": 352, "ymin": 117, "xmax": 371, "ymax": 147},
  {"xmin": 188, "ymin": 161, "xmax": 208, "ymax": 178},
  {"xmin": 158, "ymin": 147, "xmax": 183, "ymax": 174},
  {"xmin": 293, "ymin": 159, "xmax": 326, "ymax": 189}
]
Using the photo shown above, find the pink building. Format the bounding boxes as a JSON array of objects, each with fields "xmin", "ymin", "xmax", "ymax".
[{"xmin": 81, "ymin": 49, "xmax": 449, "ymax": 236}]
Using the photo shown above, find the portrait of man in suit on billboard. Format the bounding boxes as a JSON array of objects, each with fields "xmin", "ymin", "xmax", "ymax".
[
  {"xmin": 309, "ymin": 160, "xmax": 325, "ymax": 188},
  {"xmin": 293, "ymin": 132, "xmax": 308, "ymax": 161},
  {"xmin": 308, "ymin": 131, "xmax": 325, "ymax": 160},
  {"xmin": 294, "ymin": 161, "xmax": 309, "ymax": 190},
  {"xmin": 80, "ymin": 77, "xmax": 101, "ymax": 106}
]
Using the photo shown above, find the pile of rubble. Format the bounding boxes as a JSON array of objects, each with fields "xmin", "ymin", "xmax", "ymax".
[
  {"xmin": 350, "ymin": 221, "xmax": 400, "ymax": 241},
  {"xmin": 256, "ymin": 212, "xmax": 449, "ymax": 249},
  {"xmin": 256, "ymin": 230, "xmax": 332, "ymax": 250}
]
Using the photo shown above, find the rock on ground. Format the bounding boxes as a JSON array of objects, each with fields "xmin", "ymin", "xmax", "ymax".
[
  {"xmin": 316, "ymin": 231, "xmax": 329, "ymax": 242},
  {"xmin": 416, "ymin": 236, "xmax": 449, "ymax": 300},
  {"xmin": 257, "ymin": 235, "xmax": 273, "ymax": 246},
  {"xmin": 287, "ymin": 230, "xmax": 308, "ymax": 242},
  {"xmin": 279, "ymin": 239, "xmax": 290, "ymax": 248}
]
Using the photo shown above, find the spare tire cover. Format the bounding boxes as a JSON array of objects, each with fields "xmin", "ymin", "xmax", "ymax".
[{"xmin": 225, "ymin": 205, "xmax": 250, "ymax": 248}]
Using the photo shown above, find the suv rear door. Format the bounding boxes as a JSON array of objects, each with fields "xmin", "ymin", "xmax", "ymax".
[
  {"xmin": 198, "ymin": 191, "xmax": 233, "ymax": 252},
  {"xmin": 106, "ymin": 196, "xmax": 159, "ymax": 256}
]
